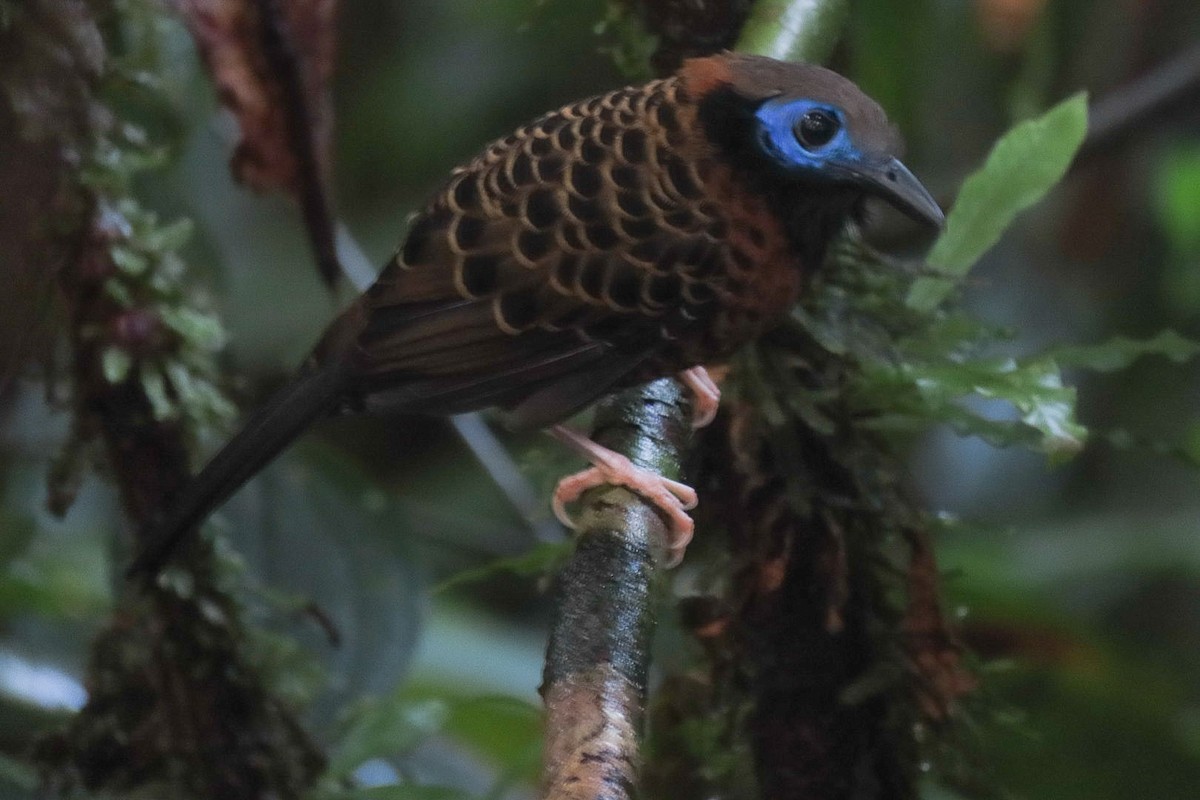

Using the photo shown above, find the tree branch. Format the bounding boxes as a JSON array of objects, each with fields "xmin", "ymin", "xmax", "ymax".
[{"xmin": 541, "ymin": 379, "xmax": 693, "ymax": 800}]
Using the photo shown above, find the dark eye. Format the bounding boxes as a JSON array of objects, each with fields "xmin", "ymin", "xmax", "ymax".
[{"xmin": 796, "ymin": 110, "xmax": 839, "ymax": 149}]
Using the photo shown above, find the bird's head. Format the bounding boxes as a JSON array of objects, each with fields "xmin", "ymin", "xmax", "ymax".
[{"xmin": 683, "ymin": 53, "xmax": 943, "ymax": 229}]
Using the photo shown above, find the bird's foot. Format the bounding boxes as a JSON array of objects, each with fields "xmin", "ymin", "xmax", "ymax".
[
  {"xmin": 550, "ymin": 426, "xmax": 697, "ymax": 566},
  {"xmin": 678, "ymin": 366, "xmax": 721, "ymax": 429}
]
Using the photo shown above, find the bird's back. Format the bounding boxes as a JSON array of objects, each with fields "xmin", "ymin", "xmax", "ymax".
[{"xmin": 318, "ymin": 72, "xmax": 804, "ymax": 427}]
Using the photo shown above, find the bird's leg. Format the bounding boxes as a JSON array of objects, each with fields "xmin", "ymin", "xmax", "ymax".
[
  {"xmin": 678, "ymin": 366, "xmax": 721, "ymax": 429},
  {"xmin": 550, "ymin": 368, "xmax": 721, "ymax": 565},
  {"xmin": 550, "ymin": 425, "xmax": 697, "ymax": 566}
]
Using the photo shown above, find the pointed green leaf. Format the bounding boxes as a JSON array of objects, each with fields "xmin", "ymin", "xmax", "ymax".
[
  {"xmin": 908, "ymin": 92, "xmax": 1089, "ymax": 311},
  {"xmin": 434, "ymin": 541, "xmax": 571, "ymax": 594},
  {"xmin": 328, "ymin": 696, "xmax": 449, "ymax": 778},
  {"xmin": 1049, "ymin": 330, "xmax": 1200, "ymax": 372}
]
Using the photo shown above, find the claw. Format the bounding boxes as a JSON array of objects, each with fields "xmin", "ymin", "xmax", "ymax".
[
  {"xmin": 679, "ymin": 366, "xmax": 721, "ymax": 429},
  {"xmin": 550, "ymin": 426, "xmax": 697, "ymax": 565}
]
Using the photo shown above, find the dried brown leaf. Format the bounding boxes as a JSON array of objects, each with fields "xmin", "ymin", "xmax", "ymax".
[
  {"xmin": 176, "ymin": 0, "xmax": 336, "ymax": 194},
  {"xmin": 175, "ymin": 0, "xmax": 341, "ymax": 284}
]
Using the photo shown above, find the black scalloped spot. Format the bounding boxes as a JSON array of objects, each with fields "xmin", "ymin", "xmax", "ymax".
[
  {"xmin": 664, "ymin": 209, "xmax": 695, "ymax": 231},
  {"xmin": 619, "ymin": 216, "xmax": 657, "ymax": 240},
  {"xmin": 460, "ymin": 254, "xmax": 498, "ymax": 296},
  {"xmin": 585, "ymin": 224, "xmax": 619, "ymax": 251},
  {"xmin": 656, "ymin": 102, "xmax": 677, "ymax": 132},
  {"xmin": 682, "ymin": 280, "xmax": 715, "ymax": 305},
  {"xmin": 530, "ymin": 136, "xmax": 554, "ymax": 157},
  {"xmin": 685, "ymin": 248, "xmax": 721, "ymax": 278},
  {"xmin": 619, "ymin": 130, "xmax": 647, "ymax": 163},
  {"xmin": 556, "ymin": 125, "xmax": 578, "ymax": 150},
  {"xmin": 536, "ymin": 153, "xmax": 566, "ymax": 182},
  {"xmin": 579, "ymin": 257, "xmax": 606, "ymax": 298},
  {"xmin": 493, "ymin": 167, "xmax": 516, "ymax": 196},
  {"xmin": 606, "ymin": 270, "xmax": 641, "ymax": 310},
  {"xmin": 610, "ymin": 165, "xmax": 639, "ymax": 191},
  {"xmin": 569, "ymin": 163, "xmax": 603, "ymax": 198},
  {"xmin": 665, "ymin": 159, "xmax": 700, "ymax": 198},
  {"xmin": 510, "ymin": 152, "xmax": 536, "ymax": 185},
  {"xmin": 579, "ymin": 139, "xmax": 605, "ymax": 166},
  {"xmin": 653, "ymin": 242, "xmax": 687, "ymax": 272},
  {"xmin": 645, "ymin": 272, "xmax": 681, "ymax": 306},
  {"xmin": 615, "ymin": 191, "xmax": 649, "ymax": 218},
  {"xmin": 629, "ymin": 241, "xmax": 659, "ymax": 264},
  {"xmin": 555, "ymin": 255, "xmax": 580, "ymax": 288},
  {"xmin": 567, "ymin": 194, "xmax": 601, "ymax": 224},
  {"xmin": 452, "ymin": 175, "xmax": 480, "ymax": 210},
  {"xmin": 452, "ymin": 215, "xmax": 485, "ymax": 251},
  {"xmin": 498, "ymin": 288, "xmax": 540, "ymax": 330},
  {"xmin": 524, "ymin": 189, "xmax": 559, "ymax": 230},
  {"xmin": 517, "ymin": 229, "xmax": 552, "ymax": 262},
  {"xmin": 598, "ymin": 125, "xmax": 618, "ymax": 147},
  {"xmin": 560, "ymin": 225, "xmax": 587, "ymax": 251}
]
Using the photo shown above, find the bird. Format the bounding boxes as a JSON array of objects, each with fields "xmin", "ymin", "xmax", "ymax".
[{"xmin": 128, "ymin": 52, "xmax": 942, "ymax": 578}]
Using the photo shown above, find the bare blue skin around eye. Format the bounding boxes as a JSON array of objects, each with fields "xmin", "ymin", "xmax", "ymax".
[{"xmin": 753, "ymin": 97, "xmax": 864, "ymax": 175}]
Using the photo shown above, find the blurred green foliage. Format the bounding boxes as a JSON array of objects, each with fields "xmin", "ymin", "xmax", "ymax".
[{"xmin": 2, "ymin": 0, "xmax": 1200, "ymax": 799}]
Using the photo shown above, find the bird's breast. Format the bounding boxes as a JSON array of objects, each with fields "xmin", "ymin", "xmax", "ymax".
[{"xmin": 670, "ymin": 160, "xmax": 804, "ymax": 365}]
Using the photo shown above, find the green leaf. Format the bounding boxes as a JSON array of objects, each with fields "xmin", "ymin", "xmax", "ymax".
[
  {"xmin": 328, "ymin": 696, "xmax": 449, "ymax": 778},
  {"xmin": 908, "ymin": 92, "xmax": 1089, "ymax": 311},
  {"xmin": 142, "ymin": 217, "xmax": 194, "ymax": 253},
  {"xmin": 110, "ymin": 244, "xmax": 149, "ymax": 276},
  {"xmin": 434, "ymin": 541, "xmax": 571, "ymax": 594},
  {"xmin": 1153, "ymin": 142, "xmax": 1200, "ymax": 253},
  {"xmin": 160, "ymin": 306, "xmax": 227, "ymax": 351},
  {"xmin": 1049, "ymin": 330, "xmax": 1200, "ymax": 372},
  {"xmin": 101, "ymin": 346, "xmax": 132, "ymax": 384},
  {"xmin": 856, "ymin": 354, "xmax": 1086, "ymax": 459},
  {"xmin": 441, "ymin": 695, "xmax": 542, "ymax": 786},
  {"xmin": 0, "ymin": 512, "xmax": 36, "ymax": 569},
  {"xmin": 0, "ymin": 752, "xmax": 37, "ymax": 792},
  {"xmin": 737, "ymin": 0, "xmax": 849, "ymax": 64},
  {"xmin": 1012, "ymin": 359, "xmax": 1086, "ymax": 463},
  {"xmin": 140, "ymin": 369, "xmax": 175, "ymax": 420}
]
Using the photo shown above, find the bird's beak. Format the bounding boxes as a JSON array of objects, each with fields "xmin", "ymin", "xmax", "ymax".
[{"xmin": 848, "ymin": 157, "xmax": 944, "ymax": 229}]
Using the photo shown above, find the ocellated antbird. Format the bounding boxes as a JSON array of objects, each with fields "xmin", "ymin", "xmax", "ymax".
[{"xmin": 130, "ymin": 53, "xmax": 942, "ymax": 577}]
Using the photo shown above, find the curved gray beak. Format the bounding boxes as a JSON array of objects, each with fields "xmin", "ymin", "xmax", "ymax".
[{"xmin": 849, "ymin": 157, "xmax": 945, "ymax": 229}]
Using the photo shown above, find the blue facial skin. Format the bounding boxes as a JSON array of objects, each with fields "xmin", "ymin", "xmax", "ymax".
[{"xmin": 754, "ymin": 97, "xmax": 869, "ymax": 179}]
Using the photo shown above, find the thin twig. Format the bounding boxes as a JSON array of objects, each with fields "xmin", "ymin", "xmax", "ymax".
[{"xmin": 1081, "ymin": 41, "xmax": 1200, "ymax": 159}]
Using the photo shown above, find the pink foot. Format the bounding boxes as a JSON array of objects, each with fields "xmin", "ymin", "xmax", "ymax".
[
  {"xmin": 679, "ymin": 366, "xmax": 721, "ymax": 429},
  {"xmin": 550, "ymin": 426, "xmax": 697, "ymax": 566}
]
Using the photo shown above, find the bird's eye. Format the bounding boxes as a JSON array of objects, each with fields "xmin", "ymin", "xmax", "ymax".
[{"xmin": 796, "ymin": 110, "xmax": 839, "ymax": 149}]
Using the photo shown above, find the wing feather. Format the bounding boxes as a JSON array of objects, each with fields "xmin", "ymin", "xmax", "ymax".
[{"xmin": 329, "ymin": 77, "xmax": 731, "ymax": 422}]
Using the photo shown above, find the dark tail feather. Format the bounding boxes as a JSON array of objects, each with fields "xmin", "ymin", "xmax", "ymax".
[{"xmin": 127, "ymin": 361, "xmax": 351, "ymax": 580}]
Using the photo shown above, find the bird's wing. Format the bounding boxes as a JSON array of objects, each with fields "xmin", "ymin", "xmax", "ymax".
[{"xmin": 327, "ymin": 78, "xmax": 731, "ymax": 423}]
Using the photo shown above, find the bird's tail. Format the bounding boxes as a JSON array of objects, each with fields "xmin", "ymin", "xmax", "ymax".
[{"xmin": 127, "ymin": 360, "xmax": 351, "ymax": 579}]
